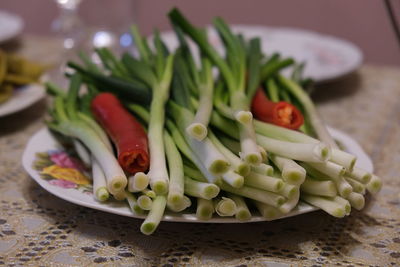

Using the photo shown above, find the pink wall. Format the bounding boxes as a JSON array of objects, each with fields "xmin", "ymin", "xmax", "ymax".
[{"xmin": 1, "ymin": 0, "xmax": 399, "ymax": 66}]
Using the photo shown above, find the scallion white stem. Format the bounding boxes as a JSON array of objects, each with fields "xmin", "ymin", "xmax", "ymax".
[
  {"xmin": 184, "ymin": 176, "xmax": 220, "ymax": 200},
  {"xmin": 57, "ymin": 122, "xmax": 127, "ymax": 195},
  {"xmin": 167, "ymin": 196, "xmax": 191, "ymax": 212},
  {"xmin": 164, "ymin": 132, "xmax": 185, "ymax": 207},
  {"xmin": 330, "ymin": 149, "xmax": 356, "ymax": 172},
  {"xmin": 209, "ymin": 131, "xmax": 250, "ymax": 176},
  {"xmin": 347, "ymin": 192, "xmax": 365, "ymax": 210},
  {"xmin": 147, "ymin": 55, "xmax": 175, "ymax": 195},
  {"xmin": 305, "ymin": 162, "xmax": 352, "ymax": 197},
  {"xmin": 186, "ymin": 60, "xmax": 214, "ymax": 141},
  {"xmin": 128, "ymin": 172, "xmax": 149, "ymax": 192},
  {"xmin": 270, "ymin": 154, "xmax": 305, "ymax": 185},
  {"xmin": 257, "ymin": 135, "xmax": 330, "ymax": 163},
  {"xmin": 196, "ymin": 198, "xmax": 214, "ymax": 220},
  {"xmin": 254, "ymin": 120, "xmax": 356, "ymax": 170},
  {"xmin": 301, "ymin": 194, "xmax": 346, "ymax": 218},
  {"xmin": 251, "ymin": 163, "xmax": 274, "ymax": 176},
  {"xmin": 366, "ymin": 175, "xmax": 382, "ymax": 195},
  {"xmin": 347, "ymin": 167, "xmax": 372, "ymax": 184},
  {"xmin": 279, "ymin": 186, "xmax": 300, "ymax": 214},
  {"xmin": 92, "ymin": 157, "xmax": 109, "ymax": 202},
  {"xmin": 125, "ymin": 190, "xmax": 144, "ymax": 215},
  {"xmin": 333, "ymin": 196, "xmax": 351, "ymax": 215},
  {"xmin": 113, "ymin": 190, "xmax": 126, "ymax": 201},
  {"xmin": 227, "ymin": 194, "xmax": 251, "ymax": 221},
  {"xmin": 219, "ymin": 182, "xmax": 285, "ymax": 207},
  {"xmin": 238, "ymin": 121, "xmax": 262, "ymax": 165},
  {"xmin": 300, "ymin": 178, "xmax": 337, "ymax": 197},
  {"xmin": 137, "ymin": 195, "xmax": 153, "ymax": 210},
  {"xmin": 140, "ymin": 195, "xmax": 167, "ymax": 235},
  {"xmin": 142, "ymin": 189, "xmax": 156, "ymax": 199},
  {"xmin": 344, "ymin": 176, "xmax": 366, "ymax": 194},
  {"xmin": 222, "ymin": 170, "xmax": 244, "ymax": 188},
  {"xmin": 244, "ymin": 172, "xmax": 284, "ymax": 193},
  {"xmin": 254, "ymin": 201, "xmax": 283, "ymax": 220},
  {"xmin": 214, "ymin": 197, "xmax": 237, "ymax": 217},
  {"xmin": 73, "ymin": 140, "xmax": 91, "ymax": 167}
]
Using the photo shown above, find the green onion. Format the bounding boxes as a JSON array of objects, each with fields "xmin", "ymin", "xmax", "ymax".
[
  {"xmin": 270, "ymin": 154, "xmax": 306, "ymax": 185},
  {"xmin": 333, "ymin": 196, "xmax": 351, "ymax": 215},
  {"xmin": 300, "ymin": 178, "xmax": 337, "ymax": 197},
  {"xmin": 254, "ymin": 201, "xmax": 284, "ymax": 220},
  {"xmin": 209, "ymin": 131, "xmax": 250, "ymax": 176},
  {"xmin": 366, "ymin": 175, "xmax": 382, "ymax": 195},
  {"xmin": 344, "ymin": 176, "xmax": 366, "ymax": 194},
  {"xmin": 140, "ymin": 195, "xmax": 167, "ymax": 235},
  {"xmin": 142, "ymin": 189, "xmax": 156, "ymax": 199},
  {"xmin": 219, "ymin": 182, "xmax": 285, "ymax": 207},
  {"xmin": 301, "ymin": 194, "xmax": 346, "ymax": 218},
  {"xmin": 227, "ymin": 194, "xmax": 251, "ymax": 221},
  {"xmin": 221, "ymin": 170, "xmax": 244, "ymax": 188},
  {"xmin": 125, "ymin": 190, "xmax": 144, "ymax": 215},
  {"xmin": 92, "ymin": 157, "xmax": 109, "ymax": 202},
  {"xmin": 184, "ymin": 176, "xmax": 220, "ymax": 200},
  {"xmin": 256, "ymin": 135, "xmax": 330, "ymax": 163},
  {"xmin": 276, "ymin": 75, "xmax": 337, "ymax": 147},
  {"xmin": 347, "ymin": 167, "xmax": 372, "ymax": 184},
  {"xmin": 196, "ymin": 198, "xmax": 214, "ymax": 220},
  {"xmin": 214, "ymin": 197, "xmax": 237, "ymax": 217},
  {"xmin": 244, "ymin": 171, "xmax": 284, "ymax": 193},
  {"xmin": 113, "ymin": 190, "xmax": 127, "ymax": 201},
  {"xmin": 251, "ymin": 163, "xmax": 274, "ymax": 176},
  {"xmin": 304, "ymin": 162, "xmax": 352, "ymax": 198},
  {"xmin": 164, "ymin": 132, "xmax": 185, "ymax": 208},
  {"xmin": 347, "ymin": 192, "xmax": 365, "ymax": 210},
  {"xmin": 167, "ymin": 196, "xmax": 191, "ymax": 212},
  {"xmin": 278, "ymin": 185, "xmax": 300, "ymax": 214},
  {"xmin": 137, "ymin": 195, "xmax": 153, "ymax": 211},
  {"xmin": 128, "ymin": 172, "xmax": 149, "ymax": 192}
]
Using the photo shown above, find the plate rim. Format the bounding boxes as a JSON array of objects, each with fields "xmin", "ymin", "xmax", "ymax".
[
  {"xmin": 0, "ymin": 77, "xmax": 46, "ymax": 117},
  {"xmin": 22, "ymin": 126, "xmax": 373, "ymax": 223}
]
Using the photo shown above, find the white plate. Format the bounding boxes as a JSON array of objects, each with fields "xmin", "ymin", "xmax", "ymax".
[
  {"xmin": 0, "ymin": 82, "xmax": 45, "ymax": 117},
  {"xmin": 0, "ymin": 10, "xmax": 24, "ymax": 43},
  {"xmin": 159, "ymin": 25, "xmax": 363, "ymax": 83},
  {"xmin": 22, "ymin": 127, "xmax": 373, "ymax": 223}
]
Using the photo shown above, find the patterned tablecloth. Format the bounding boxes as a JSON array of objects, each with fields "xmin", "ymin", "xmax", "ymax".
[{"xmin": 0, "ymin": 36, "xmax": 399, "ymax": 267}]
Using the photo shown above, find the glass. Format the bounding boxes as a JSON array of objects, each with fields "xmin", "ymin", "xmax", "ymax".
[
  {"xmin": 52, "ymin": 0, "xmax": 85, "ymax": 51},
  {"xmin": 80, "ymin": 0, "xmax": 136, "ymax": 54}
]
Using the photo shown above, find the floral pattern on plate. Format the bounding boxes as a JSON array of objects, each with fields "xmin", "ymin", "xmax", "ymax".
[{"xmin": 32, "ymin": 149, "xmax": 92, "ymax": 193}]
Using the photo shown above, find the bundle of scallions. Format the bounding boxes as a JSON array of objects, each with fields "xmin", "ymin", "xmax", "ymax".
[{"xmin": 45, "ymin": 8, "xmax": 382, "ymax": 235}]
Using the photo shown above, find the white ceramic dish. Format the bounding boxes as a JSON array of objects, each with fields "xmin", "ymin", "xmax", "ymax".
[
  {"xmin": 159, "ymin": 25, "xmax": 363, "ymax": 83},
  {"xmin": 0, "ymin": 10, "xmax": 24, "ymax": 44},
  {"xmin": 22, "ymin": 127, "xmax": 373, "ymax": 223},
  {"xmin": 0, "ymin": 82, "xmax": 45, "ymax": 117}
]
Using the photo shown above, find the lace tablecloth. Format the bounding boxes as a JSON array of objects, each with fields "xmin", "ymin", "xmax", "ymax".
[{"xmin": 0, "ymin": 36, "xmax": 399, "ymax": 266}]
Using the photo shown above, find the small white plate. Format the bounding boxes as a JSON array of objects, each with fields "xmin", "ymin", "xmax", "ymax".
[
  {"xmin": 0, "ymin": 10, "xmax": 24, "ymax": 44},
  {"xmin": 22, "ymin": 127, "xmax": 373, "ymax": 223},
  {"xmin": 159, "ymin": 25, "xmax": 363, "ymax": 83},
  {"xmin": 0, "ymin": 82, "xmax": 45, "ymax": 117}
]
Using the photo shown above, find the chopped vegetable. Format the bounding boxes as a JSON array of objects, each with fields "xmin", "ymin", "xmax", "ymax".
[
  {"xmin": 91, "ymin": 92, "xmax": 150, "ymax": 174},
  {"xmin": 251, "ymin": 88, "xmax": 304, "ymax": 130}
]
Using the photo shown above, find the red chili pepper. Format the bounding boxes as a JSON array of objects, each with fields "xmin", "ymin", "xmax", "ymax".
[
  {"xmin": 91, "ymin": 93, "xmax": 149, "ymax": 174},
  {"xmin": 251, "ymin": 88, "xmax": 304, "ymax": 130}
]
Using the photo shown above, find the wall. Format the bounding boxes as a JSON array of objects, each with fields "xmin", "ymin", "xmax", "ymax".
[{"xmin": 1, "ymin": 0, "xmax": 399, "ymax": 66}]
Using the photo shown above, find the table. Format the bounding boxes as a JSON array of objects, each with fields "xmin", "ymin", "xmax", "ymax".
[{"xmin": 1, "ymin": 36, "xmax": 399, "ymax": 266}]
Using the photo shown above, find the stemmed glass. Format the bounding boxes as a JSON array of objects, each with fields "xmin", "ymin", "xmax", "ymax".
[{"xmin": 52, "ymin": 0, "xmax": 85, "ymax": 51}]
